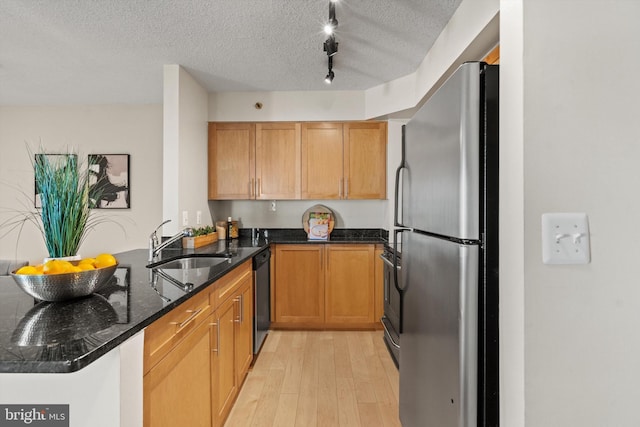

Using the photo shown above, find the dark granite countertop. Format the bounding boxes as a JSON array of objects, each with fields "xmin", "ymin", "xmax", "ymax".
[
  {"xmin": 0, "ymin": 229, "xmax": 386, "ymax": 373},
  {"xmin": 252, "ymin": 227, "xmax": 387, "ymax": 244}
]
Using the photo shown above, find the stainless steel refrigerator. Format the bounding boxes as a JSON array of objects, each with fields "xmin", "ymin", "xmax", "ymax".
[{"xmin": 395, "ymin": 62, "xmax": 499, "ymax": 426}]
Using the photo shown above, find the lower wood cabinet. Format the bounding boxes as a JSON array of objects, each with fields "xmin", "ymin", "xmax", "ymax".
[
  {"xmin": 143, "ymin": 316, "xmax": 213, "ymax": 427},
  {"xmin": 273, "ymin": 244, "xmax": 325, "ymax": 325},
  {"xmin": 273, "ymin": 243, "xmax": 380, "ymax": 328},
  {"xmin": 144, "ymin": 260, "xmax": 253, "ymax": 427},
  {"xmin": 325, "ymin": 244, "xmax": 375, "ymax": 324},
  {"xmin": 211, "ymin": 293, "xmax": 237, "ymax": 426},
  {"xmin": 211, "ymin": 269, "xmax": 253, "ymax": 426},
  {"xmin": 234, "ymin": 277, "xmax": 253, "ymax": 384}
]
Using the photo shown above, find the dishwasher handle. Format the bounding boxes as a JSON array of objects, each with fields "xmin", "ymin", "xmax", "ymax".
[{"xmin": 253, "ymin": 248, "xmax": 271, "ymax": 270}]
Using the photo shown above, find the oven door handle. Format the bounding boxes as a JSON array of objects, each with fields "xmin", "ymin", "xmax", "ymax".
[
  {"xmin": 379, "ymin": 254, "xmax": 401, "ymax": 270},
  {"xmin": 381, "ymin": 317, "xmax": 400, "ymax": 349}
]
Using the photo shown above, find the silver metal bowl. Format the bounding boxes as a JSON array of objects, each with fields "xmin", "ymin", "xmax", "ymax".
[{"xmin": 10, "ymin": 263, "xmax": 118, "ymax": 302}]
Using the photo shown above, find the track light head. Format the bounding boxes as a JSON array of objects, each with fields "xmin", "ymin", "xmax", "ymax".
[{"xmin": 324, "ymin": 70, "xmax": 335, "ymax": 84}]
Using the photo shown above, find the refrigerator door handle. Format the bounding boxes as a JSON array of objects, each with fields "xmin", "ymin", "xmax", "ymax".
[
  {"xmin": 394, "ymin": 164, "xmax": 403, "ymax": 227},
  {"xmin": 394, "ymin": 125, "xmax": 408, "ymax": 228},
  {"xmin": 393, "ymin": 228, "xmax": 409, "ymax": 293}
]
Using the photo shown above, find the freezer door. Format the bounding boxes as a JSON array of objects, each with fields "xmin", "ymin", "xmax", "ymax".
[
  {"xmin": 399, "ymin": 231, "xmax": 478, "ymax": 427},
  {"xmin": 403, "ymin": 62, "xmax": 481, "ymax": 239}
]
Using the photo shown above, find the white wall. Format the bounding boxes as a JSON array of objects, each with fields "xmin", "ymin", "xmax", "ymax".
[
  {"xmin": 209, "ymin": 90, "xmax": 365, "ymax": 122},
  {"xmin": 365, "ymin": 0, "xmax": 500, "ymax": 119},
  {"xmin": 163, "ymin": 65, "xmax": 210, "ymax": 236},
  {"xmin": 209, "ymin": 199, "xmax": 388, "ymax": 230},
  {"xmin": 499, "ymin": 1, "xmax": 525, "ymax": 425},
  {"xmin": 0, "ymin": 105, "xmax": 162, "ymax": 263},
  {"xmin": 504, "ymin": 1, "xmax": 640, "ymax": 425}
]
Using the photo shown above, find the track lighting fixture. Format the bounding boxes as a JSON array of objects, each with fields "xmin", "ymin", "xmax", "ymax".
[
  {"xmin": 325, "ymin": 56, "xmax": 335, "ymax": 84},
  {"xmin": 322, "ymin": 0, "xmax": 339, "ymax": 83},
  {"xmin": 325, "ymin": 70, "xmax": 335, "ymax": 84},
  {"xmin": 324, "ymin": 1, "xmax": 338, "ymax": 35},
  {"xmin": 323, "ymin": 35, "xmax": 338, "ymax": 57}
]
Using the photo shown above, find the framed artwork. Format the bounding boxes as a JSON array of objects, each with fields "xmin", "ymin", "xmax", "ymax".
[
  {"xmin": 34, "ymin": 154, "xmax": 78, "ymax": 208},
  {"xmin": 88, "ymin": 154, "xmax": 130, "ymax": 209},
  {"xmin": 101, "ymin": 267, "xmax": 130, "ymax": 324}
]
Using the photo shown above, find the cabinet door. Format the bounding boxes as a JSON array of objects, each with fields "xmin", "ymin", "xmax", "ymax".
[
  {"xmin": 301, "ymin": 122, "xmax": 344, "ymax": 199},
  {"xmin": 274, "ymin": 244, "xmax": 325, "ymax": 324},
  {"xmin": 343, "ymin": 122, "xmax": 387, "ymax": 199},
  {"xmin": 212, "ymin": 297, "xmax": 237, "ymax": 426},
  {"xmin": 255, "ymin": 122, "xmax": 301, "ymax": 199},
  {"xmin": 325, "ymin": 244, "xmax": 376, "ymax": 324},
  {"xmin": 234, "ymin": 275, "xmax": 254, "ymax": 386},
  {"xmin": 144, "ymin": 317, "xmax": 212, "ymax": 427},
  {"xmin": 208, "ymin": 122, "xmax": 256, "ymax": 200}
]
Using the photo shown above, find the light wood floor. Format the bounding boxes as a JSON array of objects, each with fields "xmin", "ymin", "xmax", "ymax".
[{"xmin": 225, "ymin": 330, "xmax": 401, "ymax": 427}]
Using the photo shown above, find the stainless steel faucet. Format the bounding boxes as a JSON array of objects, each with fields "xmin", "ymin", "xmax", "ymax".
[{"xmin": 149, "ymin": 219, "xmax": 193, "ymax": 261}]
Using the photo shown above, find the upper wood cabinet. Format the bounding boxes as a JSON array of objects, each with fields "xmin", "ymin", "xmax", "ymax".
[
  {"xmin": 255, "ymin": 122, "xmax": 301, "ymax": 199},
  {"xmin": 208, "ymin": 122, "xmax": 301, "ymax": 200},
  {"xmin": 209, "ymin": 121, "xmax": 387, "ymax": 200},
  {"xmin": 343, "ymin": 121, "xmax": 387, "ymax": 199},
  {"xmin": 301, "ymin": 122, "xmax": 344, "ymax": 199},
  {"xmin": 301, "ymin": 121, "xmax": 387, "ymax": 200},
  {"xmin": 483, "ymin": 45, "xmax": 500, "ymax": 65},
  {"xmin": 208, "ymin": 122, "xmax": 255, "ymax": 200}
]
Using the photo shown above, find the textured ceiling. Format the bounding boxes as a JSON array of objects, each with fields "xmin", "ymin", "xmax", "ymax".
[{"xmin": 0, "ymin": 0, "xmax": 463, "ymax": 105}]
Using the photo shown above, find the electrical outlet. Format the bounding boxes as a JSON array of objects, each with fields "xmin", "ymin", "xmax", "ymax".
[
  {"xmin": 270, "ymin": 200, "xmax": 277, "ymax": 212},
  {"xmin": 196, "ymin": 211, "xmax": 202, "ymax": 225},
  {"xmin": 182, "ymin": 211, "xmax": 189, "ymax": 226}
]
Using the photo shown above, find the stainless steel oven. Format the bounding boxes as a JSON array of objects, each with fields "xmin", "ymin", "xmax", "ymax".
[{"xmin": 380, "ymin": 247, "xmax": 401, "ymax": 368}]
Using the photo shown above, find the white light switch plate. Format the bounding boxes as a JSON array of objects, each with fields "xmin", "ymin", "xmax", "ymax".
[{"xmin": 542, "ymin": 213, "xmax": 590, "ymax": 264}]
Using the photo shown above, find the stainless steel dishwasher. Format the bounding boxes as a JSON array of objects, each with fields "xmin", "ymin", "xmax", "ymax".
[{"xmin": 252, "ymin": 247, "xmax": 271, "ymax": 354}]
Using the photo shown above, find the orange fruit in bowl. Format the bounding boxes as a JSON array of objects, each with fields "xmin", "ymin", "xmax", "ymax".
[
  {"xmin": 94, "ymin": 253, "xmax": 117, "ymax": 268},
  {"xmin": 43, "ymin": 260, "xmax": 65, "ymax": 274},
  {"xmin": 77, "ymin": 263, "xmax": 96, "ymax": 271},
  {"xmin": 79, "ymin": 258, "xmax": 96, "ymax": 266},
  {"xmin": 43, "ymin": 259, "xmax": 77, "ymax": 274},
  {"xmin": 15, "ymin": 265, "xmax": 39, "ymax": 275}
]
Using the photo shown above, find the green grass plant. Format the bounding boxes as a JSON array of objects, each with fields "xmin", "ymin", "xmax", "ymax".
[
  {"xmin": 34, "ymin": 152, "xmax": 96, "ymax": 258},
  {"xmin": 0, "ymin": 146, "xmax": 118, "ymax": 259}
]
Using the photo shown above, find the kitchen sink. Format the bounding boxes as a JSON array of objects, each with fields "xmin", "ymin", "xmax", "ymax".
[{"xmin": 147, "ymin": 255, "xmax": 231, "ymax": 269}]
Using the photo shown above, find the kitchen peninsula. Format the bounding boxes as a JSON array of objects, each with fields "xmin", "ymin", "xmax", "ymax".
[{"xmin": 0, "ymin": 228, "xmax": 386, "ymax": 427}]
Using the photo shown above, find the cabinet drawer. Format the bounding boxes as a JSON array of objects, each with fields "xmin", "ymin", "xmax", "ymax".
[
  {"xmin": 211, "ymin": 260, "xmax": 252, "ymax": 308},
  {"xmin": 144, "ymin": 290, "xmax": 211, "ymax": 373}
]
